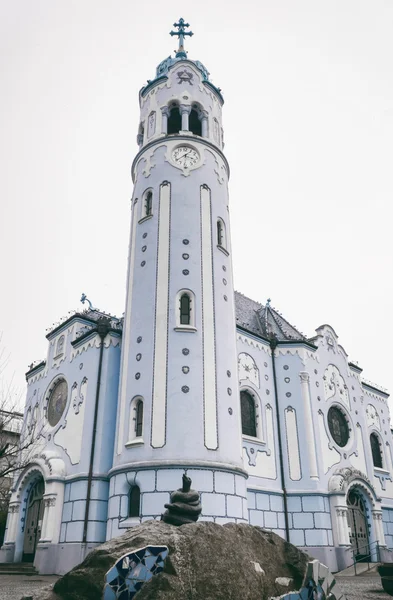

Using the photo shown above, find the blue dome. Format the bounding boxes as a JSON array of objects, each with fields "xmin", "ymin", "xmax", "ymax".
[{"xmin": 155, "ymin": 55, "xmax": 210, "ymax": 81}]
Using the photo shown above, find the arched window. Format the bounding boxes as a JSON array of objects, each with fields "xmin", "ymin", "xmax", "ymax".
[
  {"xmin": 126, "ymin": 396, "xmax": 145, "ymax": 447},
  {"xmin": 217, "ymin": 218, "xmax": 227, "ymax": 251},
  {"xmin": 217, "ymin": 220, "xmax": 223, "ymax": 246},
  {"xmin": 140, "ymin": 189, "xmax": 153, "ymax": 220},
  {"xmin": 128, "ymin": 486, "xmax": 141, "ymax": 518},
  {"xmin": 370, "ymin": 433, "xmax": 383, "ymax": 468},
  {"xmin": 135, "ymin": 400, "xmax": 143, "ymax": 438},
  {"xmin": 168, "ymin": 105, "xmax": 181, "ymax": 134},
  {"xmin": 137, "ymin": 122, "xmax": 144, "ymax": 147},
  {"xmin": 56, "ymin": 335, "xmax": 65, "ymax": 356},
  {"xmin": 180, "ymin": 293, "xmax": 191, "ymax": 325},
  {"xmin": 189, "ymin": 109, "xmax": 202, "ymax": 136},
  {"xmin": 240, "ymin": 391, "xmax": 257, "ymax": 437},
  {"xmin": 145, "ymin": 191, "xmax": 152, "ymax": 217},
  {"xmin": 175, "ymin": 290, "xmax": 196, "ymax": 331}
]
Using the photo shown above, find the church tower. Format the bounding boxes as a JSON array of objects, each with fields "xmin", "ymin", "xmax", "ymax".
[{"xmin": 108, "ymin": 20, "xmax": 247, "ymax": 533}]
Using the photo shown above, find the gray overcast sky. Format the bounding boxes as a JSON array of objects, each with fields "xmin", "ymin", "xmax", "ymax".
[{"xmin": 1, "ymin": 1, "xmax": 392, "ymax": 408}]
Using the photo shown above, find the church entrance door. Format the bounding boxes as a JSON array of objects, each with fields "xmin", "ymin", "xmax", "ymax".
[
  {"xmin": 347, "ymin": 488, "xmax": 370, "ymax": 562},
  {"xmin": 22, "ymin": 478, "xmax": 45, "ymax": 562}
]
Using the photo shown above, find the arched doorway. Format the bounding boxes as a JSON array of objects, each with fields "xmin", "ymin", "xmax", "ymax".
[
  {"xmin": 347, "ymin": 487, "xmax": 370, "ymax": 562},
  {"xmin": 22, "ymin": 478, "xmax": 44, "ymax": 562}
]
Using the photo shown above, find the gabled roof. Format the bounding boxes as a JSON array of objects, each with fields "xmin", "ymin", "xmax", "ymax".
[{"xmin": 234, "ymin": 291, "xmax": 306, "ymax": 342}]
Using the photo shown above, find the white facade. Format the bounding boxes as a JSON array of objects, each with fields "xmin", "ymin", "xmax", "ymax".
[{"xmin": 1, "ymin": 24, "xmax": 393, "ymax": 575}]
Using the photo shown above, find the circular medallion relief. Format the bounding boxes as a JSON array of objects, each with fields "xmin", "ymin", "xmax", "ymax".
[
  {"xmin": 47, "ymin": 379, "xmax": 68, "ymax": 427},
  {"xmin": 327, "ymin": 406, "xmax": 349, "ymax": 447}
]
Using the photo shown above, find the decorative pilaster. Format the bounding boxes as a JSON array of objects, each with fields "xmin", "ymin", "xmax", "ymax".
[
  {"xmin": 372, "ymin": 510, "xmax": 386, "ymax": 546},
  {"xmin": 180, "ymin": 105, "xmax": 191, "ymax": 131},
  {"xmin": 336, "ymin": 507, "xmax": 350, "ymax": 545},
  {"xmin": 41, "ymin": 496, "xmax": 57, "ymax": 542},
  {"xmin": 299, "ymin": 372, "xmax": 319, "ymax": 480},
  {"xmin": 4, "ymin": 503, "xmax": 20, "ymax": 543}
]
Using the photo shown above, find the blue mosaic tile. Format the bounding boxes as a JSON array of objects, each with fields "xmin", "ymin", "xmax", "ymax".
[
  {"xmin": 103, "ymin": 585, "xmax": 117, "ymax": 600},
  {"xmin": 275, "ymin": 561, "xmax": 348, "ymax": 600},
  {"xmin": 103, "ymin": 545, "xmax": 168, "ymax": 600},
  {"xmin": 299, "ymin": 587, "xmax": 309, "ymax": 600}
]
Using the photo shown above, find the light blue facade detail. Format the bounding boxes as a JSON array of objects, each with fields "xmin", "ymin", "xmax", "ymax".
[{"xmin": 2, "ymin": 22, "xmax": 393, "ymax": 578}]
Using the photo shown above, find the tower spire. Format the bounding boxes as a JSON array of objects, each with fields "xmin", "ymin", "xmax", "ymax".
[{"xmin": 170, "ymin": 17, "xmax": 193, "ymax": 58}]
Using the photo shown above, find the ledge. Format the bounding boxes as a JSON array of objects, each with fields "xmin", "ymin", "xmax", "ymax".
[
  {"xmin": 374, "ymin": 467, "xmax": 390, "ymax": 476},
  {"xmin": 174, "ymin": 326, "xmax": 197, "ymax": 333},
  {"xmin": 242, "ymin": 435, "xmax": 266, "ymax": 445},
  {"xmin": 138, "ymin": 215, "xmax": 153, "ymax": 224},
  {"xmin": 217, "ymin": 245, "xmax": 229, "ymax": 256},
  {"xmin": 119, "ymin": 517, "xmax": 141, "ymax": 529},
  {"xmin": 108, "ymin": 459, "xmax": 248, "ymax": 479},
  {"xmin": 125, "ymin": 438, "xmax": 144, "ymax": 449}
]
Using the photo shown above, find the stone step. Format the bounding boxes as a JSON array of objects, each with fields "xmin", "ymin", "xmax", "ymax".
[
  {"xmin": 336, "ymin": 562, "xmax": 380, "ymax": 577},
  {"xmin": 0, "ymin": 562, "xmax": 38, "ymax": 575}
]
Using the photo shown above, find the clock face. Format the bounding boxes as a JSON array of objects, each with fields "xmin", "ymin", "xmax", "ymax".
[
  {"xmin": 172, "ymin": 146, "xmax": 199, "ymax": 169},
  {"xmin": 47, "ymin": 379, "xmax": 68, "ymax": 427}
]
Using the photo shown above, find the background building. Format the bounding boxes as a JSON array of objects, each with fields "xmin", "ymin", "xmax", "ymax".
[{"xmin": 0, "ymin": 409, "xmax": 23, "ymax": 545}]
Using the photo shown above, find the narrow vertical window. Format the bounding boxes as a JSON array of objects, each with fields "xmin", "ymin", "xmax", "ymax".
[
  {"xmin": 56, "ymin": 335, "xmax": 65, "ymax": 356},
  {"xmin": 145, "ymin": 191, "xmax": 152, "ymax": 217},
  {"xmin": 135, "ymin": 400, "xmax": 143, "ymax": 438},
  {"xmin": 217, "ymin": 218, "xmax": 227, "ymax": 250},
  {"xmin": 168, "ymin": 105, "xmax": 181, "ymax": 134},
  {"xmin": 128, "ymin": 486, "xmax": 141, "ymax": 518},
  {"xmin": 370, "ymin": 433, "xmax": 383, "ymax": 468},
  {"xmin": 241, "ymin": 391, "xmax": 257, "ymax": 437},
  {"xmin": 180, "ymin": 293, "xmax": 191, "ymax": 325},
  {"xmin": 137, "ymin": 123, "xmax": 144, "ymax": 147},
  {"xmin": 217, "ymin": 220, "xmax": 223, "ymax": 247},
  {"xmin": 189, "ymin": 109, "xmax": 202, "ymax": 136},
  {"xmin": 140, "ymin": 189, "xmax": 153, "ymax": 220}
]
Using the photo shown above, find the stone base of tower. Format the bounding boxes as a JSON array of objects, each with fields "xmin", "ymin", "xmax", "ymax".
[
  {"xmin": 107, "ymin": 464, "xmax": 248, "ymax": 539},
  {"xmin": 0, "ymin": 542, "xmax": 15, "ymax": 563},
  {"xmin": 0, "ymin": 541, "xmax": 101, "ymax": 575},
  {"xmin": 34, "ymin": 542, "xmax": 102, "ymax": 575}
]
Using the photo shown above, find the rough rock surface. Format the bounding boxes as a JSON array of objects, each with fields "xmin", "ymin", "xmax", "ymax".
[{"xmin": 28, "ymin": 520, "xmax": 312, "ymax": 600}]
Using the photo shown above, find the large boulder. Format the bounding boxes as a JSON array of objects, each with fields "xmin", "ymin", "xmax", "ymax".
[{"xmin": 27, "ymin": 520, "xmax": 344, "ymax": 600}]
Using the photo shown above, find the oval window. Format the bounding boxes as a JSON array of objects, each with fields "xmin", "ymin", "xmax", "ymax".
[
  {"xmin": 327, "ymin": 406, "xmax": 349, "ymax": 447},
  {"xmin": 47, "ymin": 379, "xmax": 68, "ymax": 427}
]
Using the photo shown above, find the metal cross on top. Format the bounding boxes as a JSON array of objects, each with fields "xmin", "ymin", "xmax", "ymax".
[{"xmin": 170, "ymin": 18, "xmax": 193, "ymax": 58}]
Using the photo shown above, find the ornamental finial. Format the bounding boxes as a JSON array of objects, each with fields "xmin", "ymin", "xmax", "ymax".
[
  {"xmin": 80, "ymin": 293, "xmax": 96, "ymax": 311},
  {"xmin": 170, "ymin": 18, "xmax": 193, "ymax": 58}
]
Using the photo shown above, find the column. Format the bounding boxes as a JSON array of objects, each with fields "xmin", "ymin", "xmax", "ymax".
[
  {"xmin": 180, "ymin": 105, "xmax": 191, "ymax": 131},
  {"xmin": 161, "ymin": 106, "xmax": 169, "ymax": 134},
  {"xmin": 200, "ymin": 110, "xmax": 208, "ymax": 138},
  {"xmin": 299, "ymin": 372, "xmax": 319, "ymax": 479}
]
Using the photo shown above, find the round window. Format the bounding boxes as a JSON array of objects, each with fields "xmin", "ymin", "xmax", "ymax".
[
  {"xmin": 327, "ymin": 406, "xmax": 349, "ymax": 447},
  {"xmin": 47, "ymin": 379, "xmax": 68, "ymax": 427}
]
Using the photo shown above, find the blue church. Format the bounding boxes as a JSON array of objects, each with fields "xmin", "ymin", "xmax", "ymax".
[{"xmin": 1, "ymin": 20, "xmax": 393, "ymax": 575}]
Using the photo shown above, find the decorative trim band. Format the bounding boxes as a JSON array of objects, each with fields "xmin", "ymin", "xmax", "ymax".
[{"xmin": 108, "ymin": 460, "xmax": 249, "ymax": 478}]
